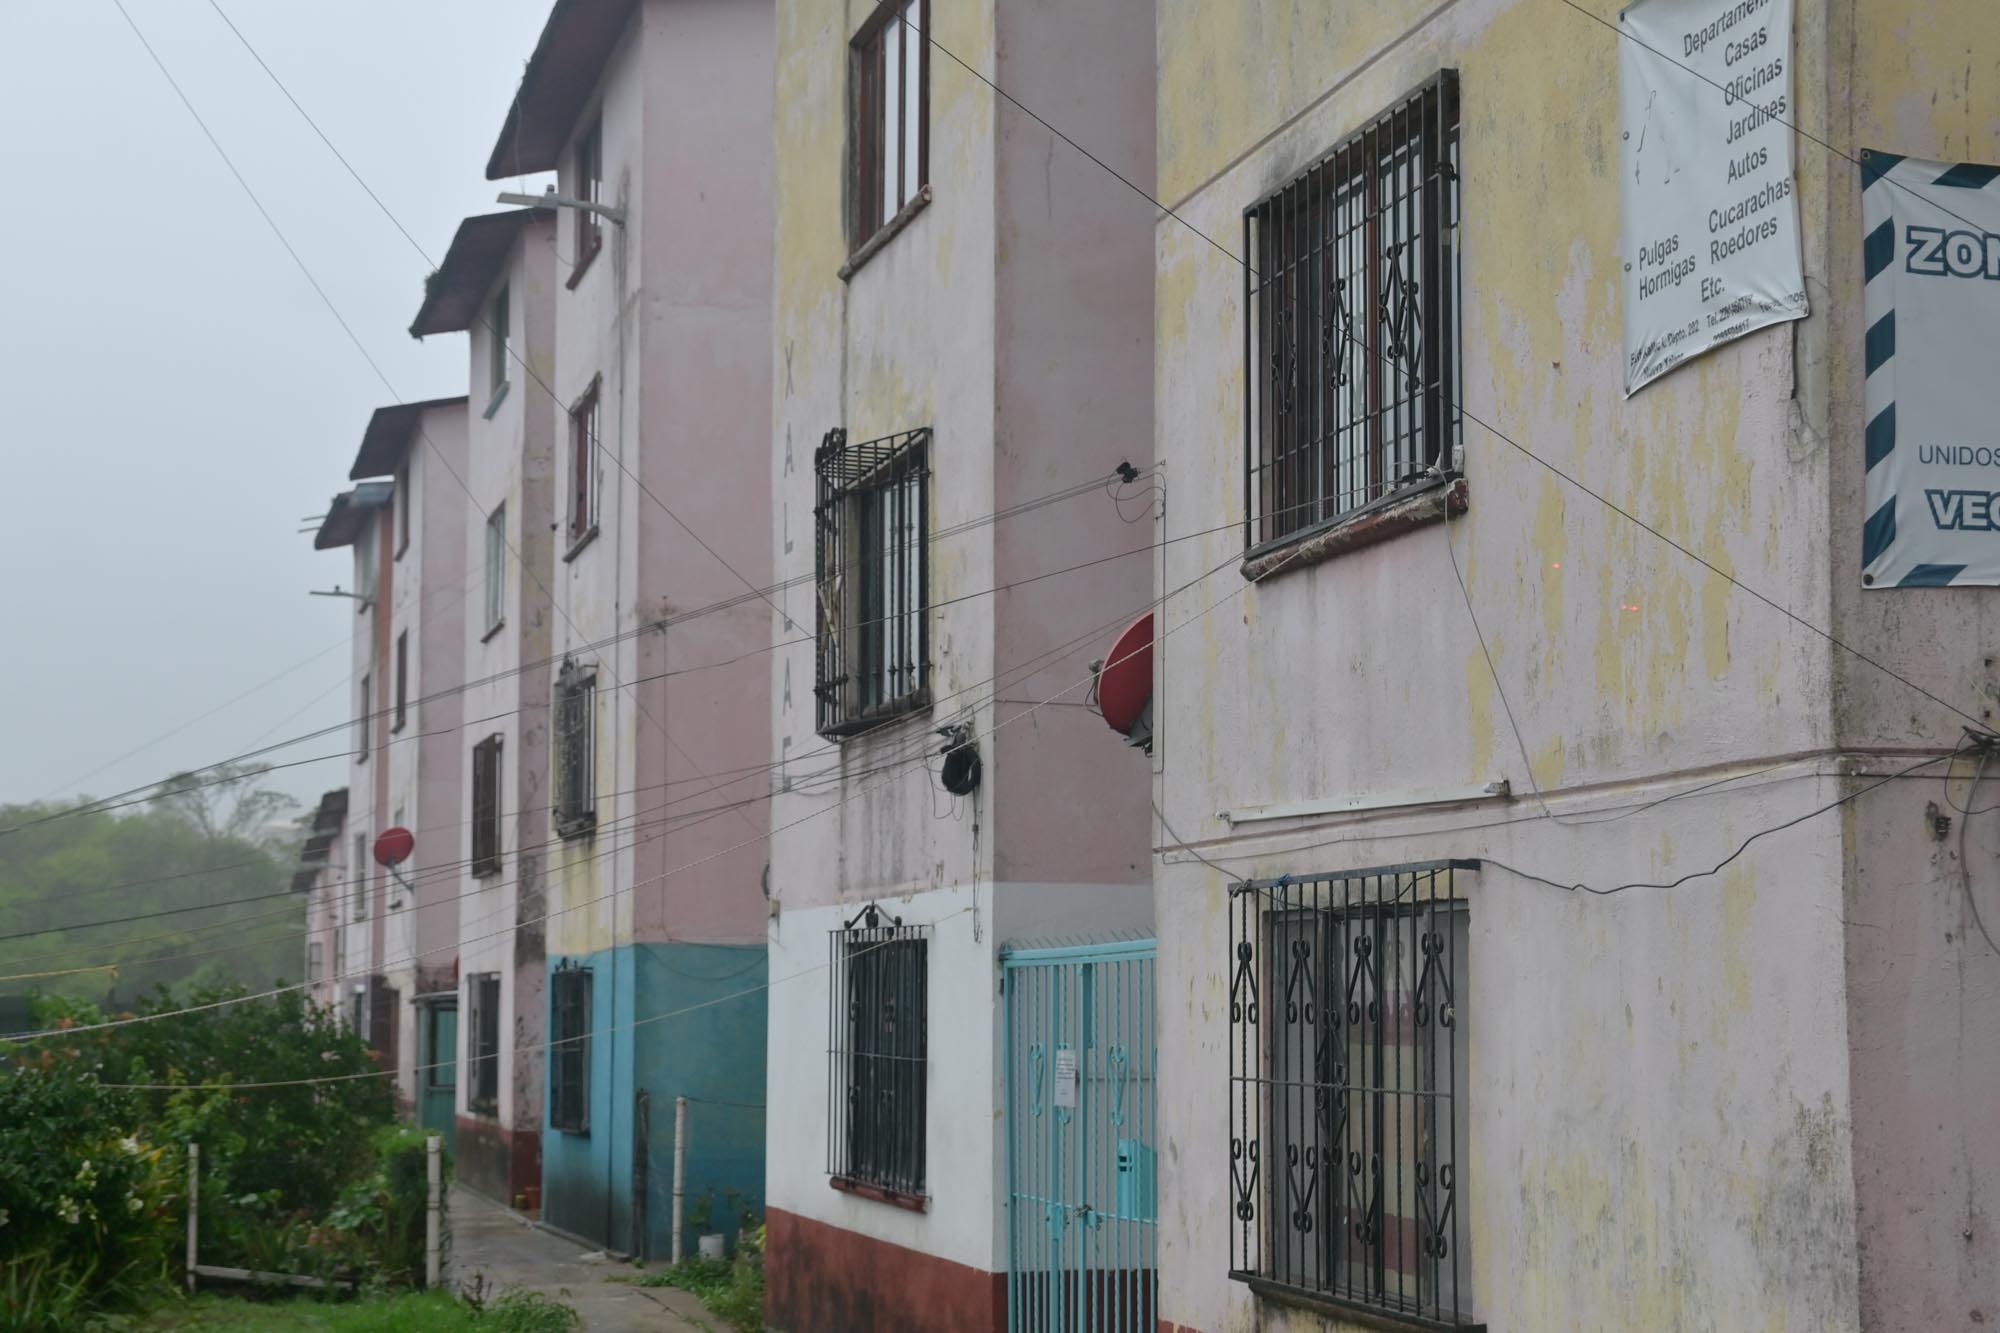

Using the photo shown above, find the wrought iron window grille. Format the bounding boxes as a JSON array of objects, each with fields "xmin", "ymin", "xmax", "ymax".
[
  {"xmin": 1244, "ymin": 71, "xmax": 1461, "ymax": 557},
  {"xmin": 555, "ymin": 658, "xmax": 597, "ymax": 839},
  {"xmin": 814, "ymin": 427, "xmax": 932, "ymax": 738},
  {"xmin": 468, "ymin": 973, "xmax": 501, "ymax": 1114},
  {"xmin": 470, "ymin": 734, "xmax": 503, "ymax": 878},
  {"xmin": 1228, "ymin": 860, "xmax": 1477, "ymax": 1329},
  {"xmin": 550, "ymin": 963, "xmax": 592, "ymax": 1135},
  {"xmin": 827, "ymin": 906, "xmax": 929, "ymax": 1200}
]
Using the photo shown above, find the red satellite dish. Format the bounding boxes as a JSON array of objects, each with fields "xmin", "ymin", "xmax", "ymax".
[
  {"xmin": 373, "ymin": 827, "xmax": 415, "ymax": 868},
  {"xmin": 1097, "ymin": 611, "xmax": 1154, "ymax": 737}
]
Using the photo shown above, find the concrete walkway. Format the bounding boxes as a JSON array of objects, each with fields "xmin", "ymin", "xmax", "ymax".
[{"xmin": 448, "ymin": 1186, "xmax": 718, "ymax": 1332}]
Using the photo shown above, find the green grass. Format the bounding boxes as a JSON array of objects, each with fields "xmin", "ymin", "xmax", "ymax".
[
  {"xmin": 630, "ymin": 1255, "xmax": 764, "ymax": 1332},
  {"xmin": 134, "ymin": 1287, "xmax": 578, "ymax": 1332}
]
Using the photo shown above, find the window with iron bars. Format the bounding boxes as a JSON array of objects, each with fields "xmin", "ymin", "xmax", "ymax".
[
  {"xmin": 814, "ymin": 428, "xmax": 931, "ymax": 738},
  {"xmin": 554, "ymin": 660, "xmax": 596, "ymax": 838},
  {"xmin": 550, "ymin": 965, "xmax": 592, "ymax": 1134},
  {"xmin": 470, "ymin": 734, "xmax": 503, "ymax": 878},
  {"xmin": 1244, "ymin": 72, "xmax": 1460, "ymax": 554},
  {"xmin": 1228, "ymin": 861, "xmax": 1474, "ymax": 1326},
  {"xmin": 467, "ymin": 972, "xmax": 501, "ymax": 1114},
  {"xmin": 827, "ymin": 908, "xmax": 928, "ymax": 1201}
]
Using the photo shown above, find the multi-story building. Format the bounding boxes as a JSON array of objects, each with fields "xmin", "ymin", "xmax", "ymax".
[
  {"xmin": 475, "ymin": 0, "xmax": 776, "ymax": 1256},
  {"xmin": 410, "ymin": 206, "xmax": 559, "ymax": 1211},
  {"xmin": 312, "ymin": 398, "xmax": 468, "ymax": 1118},
  {"xmin": 292, "ymin": 786, "xmax": 349, "ymax": 1012},
  {"xmin": 761, "ymin": 0, "xmax": 1158, "ymax": 1327},
  {"xmin": 1146, "ymin": 4, "xmax": 2000, "ymax": 1332}
]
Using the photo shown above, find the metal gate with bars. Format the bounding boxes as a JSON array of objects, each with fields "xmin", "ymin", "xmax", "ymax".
[{"xmin": 1004, "ymin": 939, "xmax": 1157, "ymax": 1333}]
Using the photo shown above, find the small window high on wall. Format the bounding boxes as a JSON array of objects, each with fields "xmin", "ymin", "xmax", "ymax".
[{"xmin": 851, "ymin": 0, "xmax": 928, "ymax": 248}]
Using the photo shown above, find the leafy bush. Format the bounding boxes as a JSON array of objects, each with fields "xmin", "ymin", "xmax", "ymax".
[{"xmin": 0, "ymin": 1058, "xmax": 178, "ymax": 1330}]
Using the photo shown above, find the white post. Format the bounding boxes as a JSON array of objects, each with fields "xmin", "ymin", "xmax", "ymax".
[
  {"xmin": 670, "ymin": 1095, "xmax": 688, "ymax": 1266},
  {"xmin": 185, "ymin": 1143, "xmax": 199, "ymax": 1293},
  {"xmin": 425, "ymin": 1135, "xmax": 442, "ymax": 1288}
]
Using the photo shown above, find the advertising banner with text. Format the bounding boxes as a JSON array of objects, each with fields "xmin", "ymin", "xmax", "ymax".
[
  {"xmin": 1619, "ymin": 0, "xmax": 1807, "ymax": 395},
  {"xmin": 1860, "ymin": 153, "xmax": 2000, "ymax": 588}
]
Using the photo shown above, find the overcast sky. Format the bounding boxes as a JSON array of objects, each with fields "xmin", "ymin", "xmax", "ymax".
[{"xmin": 0, "ymin": 1, "xmax": 557, "ymax": 815}]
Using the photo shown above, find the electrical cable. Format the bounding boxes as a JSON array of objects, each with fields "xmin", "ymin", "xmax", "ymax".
[
  {"xmin": 4, "ymin": 526, "xmax": 1290, "ymax": 1045},
  {"xmin": 1953, "ymin": 742, "xmax": 2000, "ymax": 955}
]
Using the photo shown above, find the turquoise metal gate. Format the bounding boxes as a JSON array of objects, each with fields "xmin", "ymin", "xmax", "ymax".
[{"xmin": 1004, "ymin": 939, "xmax": 1156, "ymax": 1333}]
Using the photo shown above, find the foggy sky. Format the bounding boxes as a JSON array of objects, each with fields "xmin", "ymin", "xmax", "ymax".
[{"xmin": 0, "ymin": 1, "xmax": 559, "ymax": 815}]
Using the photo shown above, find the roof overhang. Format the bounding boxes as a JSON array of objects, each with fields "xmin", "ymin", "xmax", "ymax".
[
  {"xmin": 409, "ymin": 209, "xmax": 550, "ymax": 338},
  {"xmin": 312, "ymin": 480, "xmax": 394, "ymax": 550},
  {"xmin": 484, "ymin": 0, "xmax": 639, "ymax": 180},
  {"xmin": 348, "ymin": 396, "xmax": 468, "ymax": 480}
]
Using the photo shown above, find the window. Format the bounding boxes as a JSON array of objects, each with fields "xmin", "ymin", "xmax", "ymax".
[
  {"xmin": 554, "ymin": 659, "xmax": 596, "ymax": 838},
  {"xmin": 351, "ymin": 834, "xmax": 368, "ymax": 921},
  {"xmin": 1245, "ymin": 72, "xmax": 1459, "ymax": 552},
  {"xmin": 851, "ymin": 0, "xmax": 928, "ymax": 246},
  {"xmin": 569, "ymin": 118, "xmax": 604, "ymax": 283},
  {"xmin": 471, "ymin": 735, "xmax": 503, "ymax": 878},
  {"xmin": 567, "ymin": 385, "xmax": 599, "ymax": 548},
  {"xmin": 488, "ymin": 284, "xmax": 511, "ymax": 408},
  {"xmin": 467, "ymin": 974, "xmax": 500, "ymax": 1113},
  {"xmin": 827, "ymin": 908, "xmax": 928, "ymax": 1200},
  {"xmin": 1227, "ymin": 861, "xmax": 1473, "ymax": 1325},
  {"xmin": 395, "ymin": 463, "xmax": 411, "ymax": 557},
  {"xmin": 814, "ymin": 428, "xmax": 930, "ymax": 737},
  {"xmin": 308, "ymin": 940, "xmax": 324, "ymax": 982},
  {"xmin": 484, "ymin": 504, "xmax": 506, "ymax": 634},
  {"xmin": 550, "ymin": 966, "xmax": 592, "ymax": 1134},
  {"xmin": 393, "ymin": 631, "xmax": 409, "ymax": 732},
  {"xmin": 356, "ymin": 673, "xmax": 371, "ymax": 762},
  {"xmin": 355, "ymin": 528, "xmax": 377, "ymax": 609}
]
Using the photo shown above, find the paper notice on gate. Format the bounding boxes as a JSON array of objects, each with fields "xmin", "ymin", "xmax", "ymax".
[
  {"xmin": 1619, "ymin": 0, "xmax": 1808, "ymax": 394},
  {"xmin": 1053, "ymin": 1047, "xmax": 1078, "ymax": 1109}
]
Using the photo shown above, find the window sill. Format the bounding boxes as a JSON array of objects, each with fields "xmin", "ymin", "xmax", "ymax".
[
  {"xmin": 390, "ymin": 719, "xmax": 406, "ymax": 735},
  {"xmin": 562, "ymin": 525, "xmax": 599, "ymax": 563},
  {"xmin": 468, "ymin": 1103, "xmax": 498, "ymax": 1118},
  {"xmin": 839, "ymin": 184, "xmax": 933, "ymax": 281},
  {"xmin": 830, "ymin": 1176, "xmax": 927, "ymax": 1212},
  {"xmin": 1236, "ymin": 1275, "xmax": 1484, "ymax": 1333},
  {"xmin": 471, "ymin": 861, "xmax": 502, "ymax": 881},
  {"xmin": 818, "ymin": 686, "xmax": 933, "ymax": 742},
  {"xmin": 556, "ymin": 814, "xmax": 597, "ymax": 842},
  {"xmin": 564, "ymin": 239, "xmax": 602, "ymax": 291},
  {"xmin": 483, "ymin": 380, "xmax": 511, "ymax": 420},
  {"xmin": 1240, "ymin": 476, "xmax": 1467, "ymax": 582},
  {"xmin": 481, "ymin": 618, "xmax": 507, "ymax": 645}
]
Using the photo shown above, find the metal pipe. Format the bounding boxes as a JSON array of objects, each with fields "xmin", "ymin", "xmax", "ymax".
[
  {"xmin": 425, "ymin": 1135, "xmax": 442, "ymax": 1288},
  {"xmin": 671, "ymin": 1095, "xmax": 688, "ymax": 1265},
  {"xmin": 185, "ymin": 1143, "xmax": 200, "ymax": 1294}
]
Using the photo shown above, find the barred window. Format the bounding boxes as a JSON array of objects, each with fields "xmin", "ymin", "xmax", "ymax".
[
  {"xmin": 1245, "ymin": 72, "xmax": 1459, "ymax": 552},
  {"xmin": 814, "ymin": 428, "xmax": 930, "ymax": 737},
  {"xmin": 1228, "ymin": 861, "xmax": 1473, "ymax": 1325},
  {"xmin": 467, "ymin": 973, "xmax": 500, "ymax": 1114},
  {"xmin": 550, "ymin": 966, "xmax": 592, "ymax": 1134},
  {"xmin": 555, "ymin": 660, "xmax": 596, "ymax": 839},
  {"xmin": 828, "ymin": 908, "xmax": 928, "ymax": 1201},
  {"xmin": 471, "ymin": 734, "xmax": 503, "ymax": 878}
]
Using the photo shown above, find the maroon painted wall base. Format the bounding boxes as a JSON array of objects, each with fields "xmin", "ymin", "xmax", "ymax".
[
  {"xmin": 765, "ymin": 1207, "xmax": 1006, "ymax": 1333},
  {"xmin": 456, "ymin": 1115, "xmax": 541, "ymax": 1210}
]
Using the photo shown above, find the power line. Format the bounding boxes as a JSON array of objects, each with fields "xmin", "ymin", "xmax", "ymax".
[
  {"xmin": 4, "ymin": 526, "xmax": 1284, "ymax": 1043},
  {"xmin": 909, "ymin": 10, "xmax": 1987, "ymax": 741}
]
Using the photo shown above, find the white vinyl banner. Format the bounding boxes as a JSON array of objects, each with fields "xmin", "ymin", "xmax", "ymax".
[
  {"xmin": 1619, "ymin": 0, "xmax": 1808, "ymax": 395},
  {"xmin": 1860, "ymin": 153, "xmax": 2000, "ymax": 588}
]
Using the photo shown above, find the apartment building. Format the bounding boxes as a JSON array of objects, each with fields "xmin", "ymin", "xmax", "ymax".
[
  {"xmin": 292, "ymin": 786, "xmax": 349, "ymax": 1013},
  {"xmin": 1145, "ymin": 3, "xmax": 2000, "ymax": 1332},
  {"xmin": 762, "ymin": 1, "xmax": 1158, "ymax": 1328},
  {"xmin": 477, "ymin": 0, "xmax": 776, "ymax": 1256},
  {"xmin": 409, "ymin": 205, "xmax": 560, "ymax": 1210},
  {"xmin": 311, "ymin": 398, "xmax": 468, "ymax": 1115}
]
